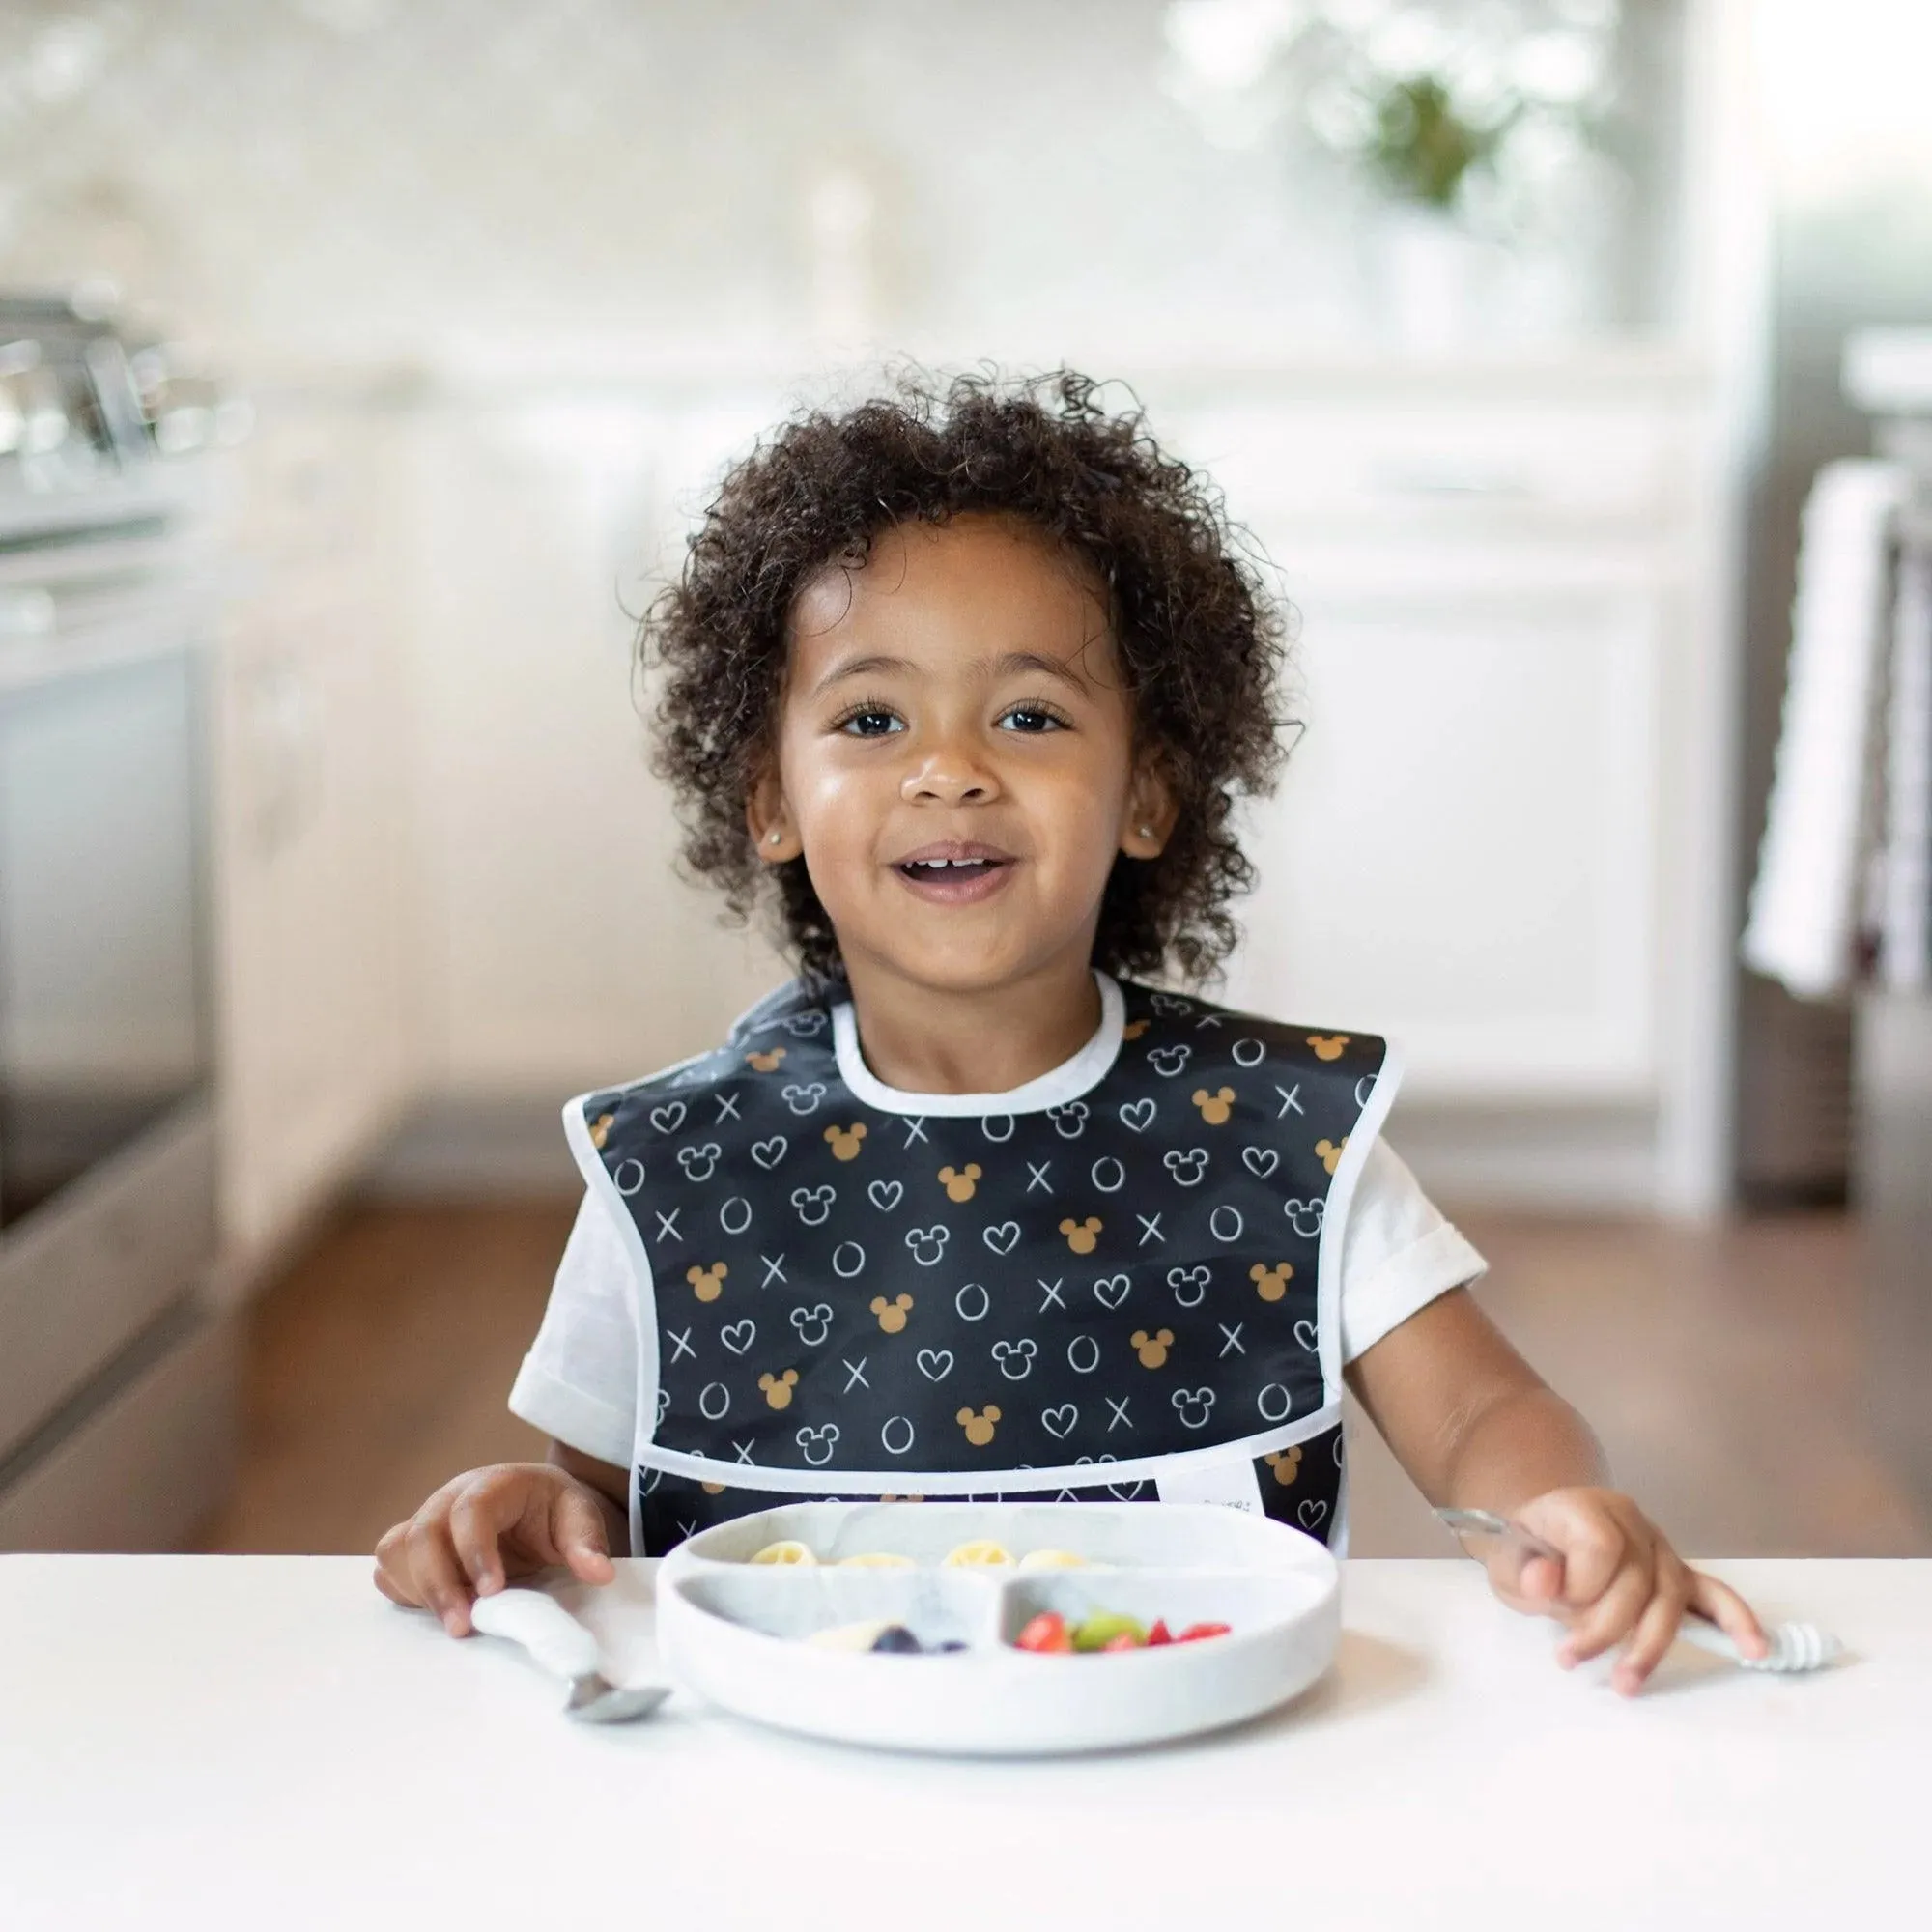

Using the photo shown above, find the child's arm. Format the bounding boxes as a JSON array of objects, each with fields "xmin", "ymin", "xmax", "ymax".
[
  {"xmin": 372, "ymin": 1443, "xmax": 628, "ymax": 1637},
  {"xmin": 1347, "ymin": 1287, "xmax": 1768, "ymax": 1693}
]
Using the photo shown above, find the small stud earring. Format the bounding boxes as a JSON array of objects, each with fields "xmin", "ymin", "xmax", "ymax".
[
  {"xmin": 1138, "ymin": 825, "xmax": 1153, "ymax": 839},
  {"xmin": 767, "ymin": 830, "xmax": 783, "ymax": 846}
]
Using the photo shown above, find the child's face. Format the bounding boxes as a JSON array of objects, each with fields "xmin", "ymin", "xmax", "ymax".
[{"xmin": 752, "ymin": 513, "xmax": 1170, "ymax": 995}]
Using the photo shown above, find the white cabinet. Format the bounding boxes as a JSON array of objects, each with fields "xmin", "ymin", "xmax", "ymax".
[
  {"xmin": 212, "ymin": 388, "xmax": 416, "ymax": 1267},
  {"xmin": 1150, "ymin": 367, "xmax": 1725, "ymax": 1206},
  {"xmin": 1223, "ymin": 561, "xmax": 1663, "ymax": 1101}
]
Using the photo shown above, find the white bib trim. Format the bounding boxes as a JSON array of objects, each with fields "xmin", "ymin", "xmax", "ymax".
[{"xmin": 627, "ymin": 1401, "xmax": 1343, "ymax": 1497}]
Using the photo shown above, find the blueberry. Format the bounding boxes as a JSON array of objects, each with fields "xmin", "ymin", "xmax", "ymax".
[
  {"xmin": 869, "ymin": 1625, "xmax": 923, "ymax": 1654},
  {"xmin": 936, "ymin": 1640, "xmax": 968, "ymax": 1654}
]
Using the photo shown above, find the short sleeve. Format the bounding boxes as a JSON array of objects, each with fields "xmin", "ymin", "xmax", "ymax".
[
  {"xmin": 507, "ymin": 1193, "xmax": 640, "ymax": 1466},
  {"xmin": 1337, "ymin": 1139, "xmax": 1487, "ymax": 1363}
]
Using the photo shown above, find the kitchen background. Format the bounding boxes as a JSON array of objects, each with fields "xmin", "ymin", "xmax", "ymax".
[{"xmin": 1, "ymin": 0, "xmax": 1927, "ymax": 1561}]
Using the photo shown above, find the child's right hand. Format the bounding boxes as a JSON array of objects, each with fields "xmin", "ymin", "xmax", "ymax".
[{"xmin": 373, "ymin": 1463, "xmax": 616, "ymax": 1636}]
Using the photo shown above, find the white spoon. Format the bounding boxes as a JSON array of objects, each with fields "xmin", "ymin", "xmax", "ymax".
[
  {"xmin": 469, "ymin": 1587, "xmax": 671, "ymax": 1722},
  {"xmin": 1435, "ymin": 1509, "xmax": 1842, "ymax": 1673}
]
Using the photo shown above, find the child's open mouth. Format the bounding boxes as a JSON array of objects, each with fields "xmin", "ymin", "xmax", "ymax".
[{"xmin": 893, "ymin": 844, "xmax": 1016, "ymax": 904}]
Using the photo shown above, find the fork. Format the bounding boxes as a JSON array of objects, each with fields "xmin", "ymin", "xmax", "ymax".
[{"xmin": 1435, "ymin": 1508, "xmax": 1842, "ymax": 1673}]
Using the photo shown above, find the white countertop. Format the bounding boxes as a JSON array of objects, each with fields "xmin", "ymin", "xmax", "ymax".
[{"xmin": 0, "ymin": 1556, "xmax": 1921, "ymax": 1930}]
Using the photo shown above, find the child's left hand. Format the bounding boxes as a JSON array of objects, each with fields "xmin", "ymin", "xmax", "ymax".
[{"xmin": 1484, "ymin": 1487, "xmax": 1770, "ymax": 1695}]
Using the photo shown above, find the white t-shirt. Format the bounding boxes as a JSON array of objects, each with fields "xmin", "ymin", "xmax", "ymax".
[{"xmin": 510, "ymin": 1139, "xmax": 1486, "ymax": 1470}]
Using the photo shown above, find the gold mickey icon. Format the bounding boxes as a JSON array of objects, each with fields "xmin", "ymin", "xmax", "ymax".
[
  {"xmin": 1191, "ymin": 1085, "xmax": 1236, "ymax": 1125},
  {"xmin": 758, "ymin": 1368, "xmax": 800, "ymax": 1410},
  {"xmin": 746, "ymin": 1047, "xmax": 787, "ymax": 1072},
  {"xmin": 1315, "ymin": 1136, "xmax": 1347, "ymax": 1176},
  {"xmin": 1250, "ymin": 1262, "xmax": 1293, "ymax": 1303},
  {"xmin": 955, "ymin": 1405, "xmax": 1001, "ymax": 1447},
  {"xmin": 937, "ymin": 1161, "xmax": 982, "ymax": 1202},
  {"xmin": 1130, "ymin": 1326, "xmax": 1175, "ymax": 1369},
  {"xmin": 686, "ymin": 1261, "xmax": 728, "ymax": 1303},
  {"xmin": 869, "ymin": 1292, "xmax": 914, "ymax": 1334},
  {"xmin": 1264, "ymin": 1446, "xmax": 1302, "ymax": 1487},
  {"xmin": 1122, "ymin": 1018, "xmax": 1151, "ymax": 1040},
  {"xmin": 588, "ymin": 1111, "xmax": 615, "ymax": 1150},
  {"xmin": 1059, "ymin": 1214, "xmax": 1102, "ymax": 1255},
  {"xmin": 823, "ymin": 1122, "xmax": 867, "ymax": 1160},
  {"xmin": 1305, "ymin": 1034, "xmax": 1350, "ymax": 1062},
  {"xmin": 701, "ymin": 1480, "xmax": 726, "ymax": 1495}
]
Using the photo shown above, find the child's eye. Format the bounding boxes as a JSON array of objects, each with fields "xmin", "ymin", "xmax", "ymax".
[
  {"xmin": 837, "ymin": 707, "xmax": 904, "ymax": 738},
  {"xmin": 999, "ymin": 703, "xmax": 1068, "ymax": 734}
]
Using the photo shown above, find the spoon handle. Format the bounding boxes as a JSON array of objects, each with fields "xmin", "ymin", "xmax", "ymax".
[{"xmin": 470, "ymin": 1588, "xmax": 603, "ymax": 1683}]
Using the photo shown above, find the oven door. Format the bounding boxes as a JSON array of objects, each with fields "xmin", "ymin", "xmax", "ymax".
[{"xmin": 0, "ymin": 641, "xmax": 209, "ymax": 1226}]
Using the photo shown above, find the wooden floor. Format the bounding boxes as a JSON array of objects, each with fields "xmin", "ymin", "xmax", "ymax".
[{"xmin": 198, "ymin": 1200, "xmax": 1932, "ymax": 1560}]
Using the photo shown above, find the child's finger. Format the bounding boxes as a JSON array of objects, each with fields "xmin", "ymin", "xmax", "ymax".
[
  {"xmin": 1689, "ymin": 1568, "xmax": 1770, "ymax": 1660},
  {"xmin": 406, "ymin": 1523, "xmax": 477, "ymax": 1637},
  {"xmin": 448, "ymin": 1482, "xmax": 514, "ymax": 1596},
  {"xmin": 1521, "ymin": 1505, "xmax": 1624, "ymax": 1609},
  {"xmin": 1555, "ymin": 1559, "xmax": 1653, "ymax": 1666},
  {"xmin": 372, "ymin": 1563, "xmax": 412, "ymax": 1607},
  {"xmin": 1516, "ymin": 1552, "xmax": 1563, "ymax": 1605},
  {"xmin": 1609, "ymin": 1570, "xmax": 1690, "ymax": 1694},
  {"xmin": 549, "ymin": 1482, "xmax": 615, "ymax": 1583}
]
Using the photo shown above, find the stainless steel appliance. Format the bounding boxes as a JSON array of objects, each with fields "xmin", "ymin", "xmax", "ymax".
[{"xmin": 0, "ymin": 293, "xmax": 234, "ymax": 1551}]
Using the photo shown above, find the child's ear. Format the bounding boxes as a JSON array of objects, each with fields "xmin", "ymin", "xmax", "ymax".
[
  {"xmin": 1118, "ymin": 757, "xmax": 1178, "ymax": 860},
  {"xmin": 747, "ymin": 766, "xmax": 800, "ymax": 864}
]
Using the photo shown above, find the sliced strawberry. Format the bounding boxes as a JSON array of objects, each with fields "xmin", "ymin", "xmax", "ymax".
[
  {"xmin": 1015, "ymin": 1612, "xmax": 1072, "ymax": 1654},
  {"xmin": 1145, "ymin": 1619, "xmax": 1175, "ymax": 1647},
  {"xmin": 1176, "ymin": 1621, "xmax": 1233, "ymax": 1643}
]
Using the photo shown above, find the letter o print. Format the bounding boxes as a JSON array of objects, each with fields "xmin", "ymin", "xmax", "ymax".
[
  {"xmin": 613, "ymin": 1158, "xmax": 646, "ymax": 1196},
  {"xmin": 698, "ymin": 1380, "xmax": 731, "ymax": 1420},
  {"xmin": 1209, "ymin": 1204, "xmax": 1245, "ymax": 1242},
  {"xmin": 720, "ymin": 1195, "xmax": 753, "ymax": 1236},
  {"xmin": 981, "ymin": 1113, "xmax": 1016, "ymax": 1143},
  {"xmin": 832, "ymin": 1240, "xmax": 866, "ymax": 1278},
  {"xmin": 1065, "ymin": 1335, "xmax": 1101, "ymax": 1376},
  {"xmin": 1257, "ymin": 1382, "xmax": 1293, "ymax": 1424},
  {"xmin": 880, "ymin": 1415, "xmax": 916, "ymax": 1457},
  {"xmin": 1232, "ymin": 1037, "xmax": 1265, "ymax": 1068},
  {"xmin": 1091, "ymin": 1156, "xmax": 1126, "ymax": 1194},
  {"xmin": 954, "ymin": 1282, "xmax": 991, "ymax": 1322},
  {"xmin": 1355, "ymin": 1075, "xmax": 1378, "ymax": 1109}
]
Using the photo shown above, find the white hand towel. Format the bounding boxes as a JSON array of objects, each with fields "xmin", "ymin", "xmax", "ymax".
[{"xmin": 1743, "ymin": 459, "xmax": 1907, "ymax": 1000}]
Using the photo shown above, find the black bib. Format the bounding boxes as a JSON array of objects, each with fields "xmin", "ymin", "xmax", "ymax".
[{"xmin": 568, "ymin": 976, "xmax": 1396, "ymax": 1552}]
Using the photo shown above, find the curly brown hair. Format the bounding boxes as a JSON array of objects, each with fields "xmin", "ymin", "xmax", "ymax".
[{"xmin": 644, "ymin": 369, "xmax": 1293, "ymax": 988}]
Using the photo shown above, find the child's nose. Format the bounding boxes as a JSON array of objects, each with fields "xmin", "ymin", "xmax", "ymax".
[{"xmin": 902, "ymin": 741, "xmax": 1000, "ymax": 806}]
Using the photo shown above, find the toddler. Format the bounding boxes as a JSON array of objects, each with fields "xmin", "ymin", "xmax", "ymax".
[{"xmin": 376, "ymin": 371, "xmax": 1765, "ymax": 1694}]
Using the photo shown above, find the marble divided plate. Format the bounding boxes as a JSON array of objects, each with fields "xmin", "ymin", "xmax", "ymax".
[{"xmin": 655, "ymin": 1501, "xmax": 1339, "ymax": 1755}]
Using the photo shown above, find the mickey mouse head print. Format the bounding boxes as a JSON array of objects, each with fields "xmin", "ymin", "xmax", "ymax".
[
  {"xmin": 1059, "ymin": 1215, "xmax": 1101, "ymax": 1255},
  {"xmin": 758, "ymin": 1368, "xmax": 800, "ymax": 1409},
  {"xmin": 869, "ymin": 1293, "xmax": 914, "ymax": 1333},
  {"xmin": 956, "ymin": 1405, "xmax": 1001, "ymax": 1446}
]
